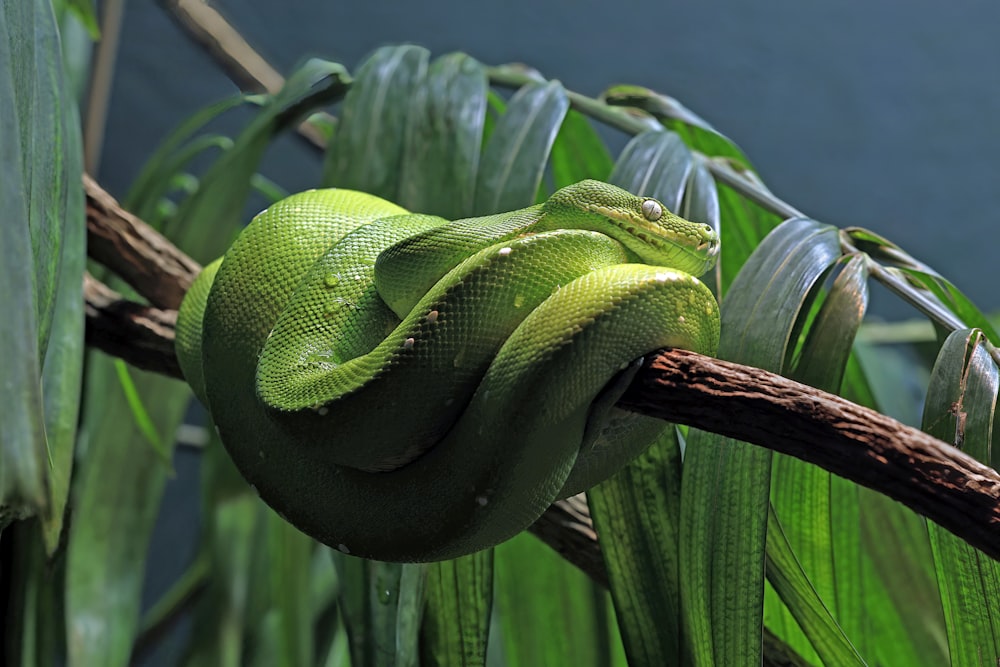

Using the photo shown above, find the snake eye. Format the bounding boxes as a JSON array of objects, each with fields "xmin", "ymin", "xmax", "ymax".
[{"xmin": 641, "ymin": 199, "xmax": 663, "ymax": 222}]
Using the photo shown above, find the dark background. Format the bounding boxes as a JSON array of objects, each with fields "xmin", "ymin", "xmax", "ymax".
[{"xmin": 93, "ymin": 2, "xmax": 999, "ymax": 664}]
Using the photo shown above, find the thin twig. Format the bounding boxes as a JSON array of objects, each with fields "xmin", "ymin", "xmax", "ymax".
[
  {"xmin": 83, "ymin": 0, "xmax": 126, "ymax": 172},
  {"xmin": 157, "ymin": 0, "xmax": 330, "ymax": 148}
]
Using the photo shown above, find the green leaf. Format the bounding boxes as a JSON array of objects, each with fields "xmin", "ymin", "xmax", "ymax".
[
  {"xmin": 324, "ymin": 45, "xmax": 429, "ymax": 200},
  {"xmin": 4, "ymin": 0, "xmax": 72, "ymax": 353},
  {"xmin": 398, "ymin": 52, "xmax": 487, "ymax": 218},
  {"xmin": 671, "ymin": 126, "xmax": 782, "ymax": 293},
  {"xmin": 421, "ymin": 552, "xmax": 493, "ymax": 667},
  {"xmin": 5, "ymin": 520, "xmax": 65, "ymax": 666},
  {"xmin": 249, "ymin": 173, "xmax": 290, "ymax": 205},
  {"xmin": 548, "ymin": 109, "xmax": 614, "ymax": 189},
  {"xmin": 844, "ymin": 227, "xmax": 1000, "ymax": 345},
  {"xmin": 768, "ymin": 255, "xmax": 870, "ymax": 661},
  {"xmin": 860, "ymin": 491, "xmax": 948, "ymax": 666},
  {"xmin": 395, "ymin": 564, "xmax": 427, "ymax": 667},
  {"xmin": 609, "ymin": 130, "xmax": 694, "ymax": 210},
  {"xmin": 333, "ymin": 556, "xmax": 424, "ymax": 667},
  {"xmin": 266, "ymin": 510, "xmax": 314, "ymax": 667},
  {"xmin": 493, "ymin": 533, "xmax": 625, "ymax": 667},
  {"xmin": 65, "ymin": 365, "xmax": 189, "ymax": 667},
  {"xmin": 112, "ymin": 359, "xmax": 172, "ymax": 469},
  {"xmin": 922, "ymin": 329, "xmax": 1000, "ymax": 664},
  {"xmin": 62, "ymin": 0, "xmax": 99, "ymax": 39},
  {"xmin": 125, "ymin": 95, "xmax": 251, "ymax": 217},
  {"xmin": 588, "ymin": 426, "xmax": 684, "ymax": 665},
  {"xmin": 898, "ymin": 267, "xmax": 1000, "ymax": 347},
  {"xmin": 679, "ymin": 159, "xmax": 720, "ymax": 228},
  {"xmin": 474, "ymin": 80, "xmax": 569, "ymax": 214},
  {"xmin": 177, "ymin": 58, "xmax": 350, "ymax": 264},
  {"xmin": 680, "ymin": 218, "xmax": 841, "ymax": 665},
  {"xmin": 481, "ymin": 89, "xmax": 505, "ymax": 149},
  {"xmin": 130, "ymin": 134, "xmax": 235, "ymax": 226},
  {"xmin": 39, "ymin": 98, "xmax": 85, "ymax": 551},
  {"xmin": 176, "ymin": 440, "xmax": 258, "ymax": 667},
  {"xmin": 602, "ymin": 84, "xmax": 725, "ymax": 139},
  {"xmin": 0, "ymin": 0, "xmax": 78, "ymax": 522},
  {"xmin": 766, "ymin": 508, "xmax": 866, "ymax": 666}
]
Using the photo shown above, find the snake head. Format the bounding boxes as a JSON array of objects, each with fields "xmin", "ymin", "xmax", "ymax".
[{"xmin": 543, "ymin": 180, "xmax": 720, "ymax": 277}]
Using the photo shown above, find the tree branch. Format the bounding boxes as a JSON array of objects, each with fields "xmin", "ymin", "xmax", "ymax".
[
  {"xmin": 83, "ymin": 272, "xmax": 183, "ymax": 378},
  {"xmin": 157, "ymin": 0, "xmax": 330, "ymax": 148},
  {"xmin": 84, "ymin": 175, "xmax": 1000, "ymax": 568},
  {"xmin": 85, "ymin": 173, "xmax": 201, "ymax": 310}
]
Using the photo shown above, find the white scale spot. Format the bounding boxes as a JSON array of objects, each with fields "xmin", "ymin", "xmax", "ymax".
[
  {"xmin": 678, "ymin": 315, "xmax": 686, "ymax": 324},
  {"xmin": 476, "ymin": 495, "xmax": 489, "ymax": 507},
  {"xmin": 337, "ymin": 543, "xmax": 351, "ymax": 554},
  {"xmin": 317, "ymin": 406, "xmax": 330, "ymax": 416},
  {"xmin": 654, "ymin": 272, "xmax": 675, "ymax": 283},
  {"xmin": 426, "ymin": 310, "xmax": 439, "ymax": 324},
  {"xmin": 498, "ymin": 247, "xmax": 513, "ymax": 256},
  {"xmin": 403, "ymin": 337, "xmax": 415, "ymax": 350}
]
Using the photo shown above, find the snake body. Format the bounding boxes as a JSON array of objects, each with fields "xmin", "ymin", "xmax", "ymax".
[{"xmin": 175, "ymin": 180, "xmax": 720, "ymax": 562}]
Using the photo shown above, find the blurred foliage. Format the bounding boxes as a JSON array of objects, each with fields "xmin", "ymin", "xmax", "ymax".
[{"xmin": 2, "ymin": 4, "xmax": 999, "ymax": 666}]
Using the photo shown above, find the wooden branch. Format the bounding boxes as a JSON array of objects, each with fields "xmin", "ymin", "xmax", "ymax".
[
  {"xmin": 158, "ymin": 0, "xmax": 283, "ymax": 94},
  {"xmin": 85, "ymin": 174, "xmax": 201, "ymax": 309},
  {"xmin": 528, "ymin": 495, "xmax": 606, "ymax": 587},
  {"xmin": 619, "ymin": 351, "xmax": 1000, "ymax": 559},
  {"xmin": 157, "ymin": 0, "xmax": 329, "ymax": 148},
  {"xmin": 83, "ymin": 272, "xmax": 183, "ymax": 378},
  {"xmin": 84, "ymin": 172, "xmax": 1000, "ymax": 566}
]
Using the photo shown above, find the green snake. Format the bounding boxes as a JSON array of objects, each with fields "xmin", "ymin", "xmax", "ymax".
[{"xmin": 175, "ymin": 179, "xmax": 720, "ymax": 562}]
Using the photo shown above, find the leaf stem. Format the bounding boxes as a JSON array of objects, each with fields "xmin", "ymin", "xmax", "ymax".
[{"xmin": 490, "ymin": 64, "xmax": 996, "ymax": 364}]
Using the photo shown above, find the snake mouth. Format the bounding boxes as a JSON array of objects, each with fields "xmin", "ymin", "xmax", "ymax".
[{"xmin": 697, "ymin": 238, "xmax": 720, "ymax": 257}]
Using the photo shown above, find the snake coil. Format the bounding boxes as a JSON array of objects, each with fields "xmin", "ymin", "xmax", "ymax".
[{"xmin": 176, "ymin": 180, "xmax": 720, "ymax": 562}]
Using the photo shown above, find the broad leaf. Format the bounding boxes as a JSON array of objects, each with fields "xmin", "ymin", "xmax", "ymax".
[
  {"xmin": 588, "ymin": 427, "xmax": 685, "ymax": 665},
  {"xmin": 766, "ymin": 508, "xmax": 865, "ymax": 666},
  {"xmin": 178, "ymin": 440, "xmax": 258, "ymax": 667},
  {"xmin": 549, "ymin": 109, "xmax": 614, "ymax": 189},
  {"xmin": 421, "ymin": 552, "xmax": 493, "ymax": 667},
  {"xmin": 474, "ymin": 80, "xmax": 568, "ymax": 213},
  {"xmin": 609, "ymin": 130, "xmax": 694, "ymax": 210},
  {"xmin": 399, "ymin": 52, "xmax": 487, "ymax": 218},
  {"xmin": 923, "ymin": 329, "xmax": 1000, "ymax": 664},
  {"xmin": 493, "ymin": 533, "xmax": 625, "ymax": 667},
  {"xmin": 0, "ymin": 0, "xmax": 80, "ymax": 524},
  {"xmin": 680, "ymin": 218, "xmax": 841, "ymax": 665},
  {"xmin": 768, "ymin": 255, "xmax": 869, "ymax": 662},
  {"xmin": 324, "ymin": 45, "xmax": 429, "ymax": 201},
  {"xmin": 65, "ymin": 365, "xmax": 189, "ymax": 667},
  {"xmin": 39, "ymin": 77, "xmax": 85, "ymax": 552}
]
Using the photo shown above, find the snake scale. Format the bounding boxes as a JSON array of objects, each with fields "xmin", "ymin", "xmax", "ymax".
[{"xmin": 175, "ymin": 179, "xmax": 720, "ymax": 562}]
